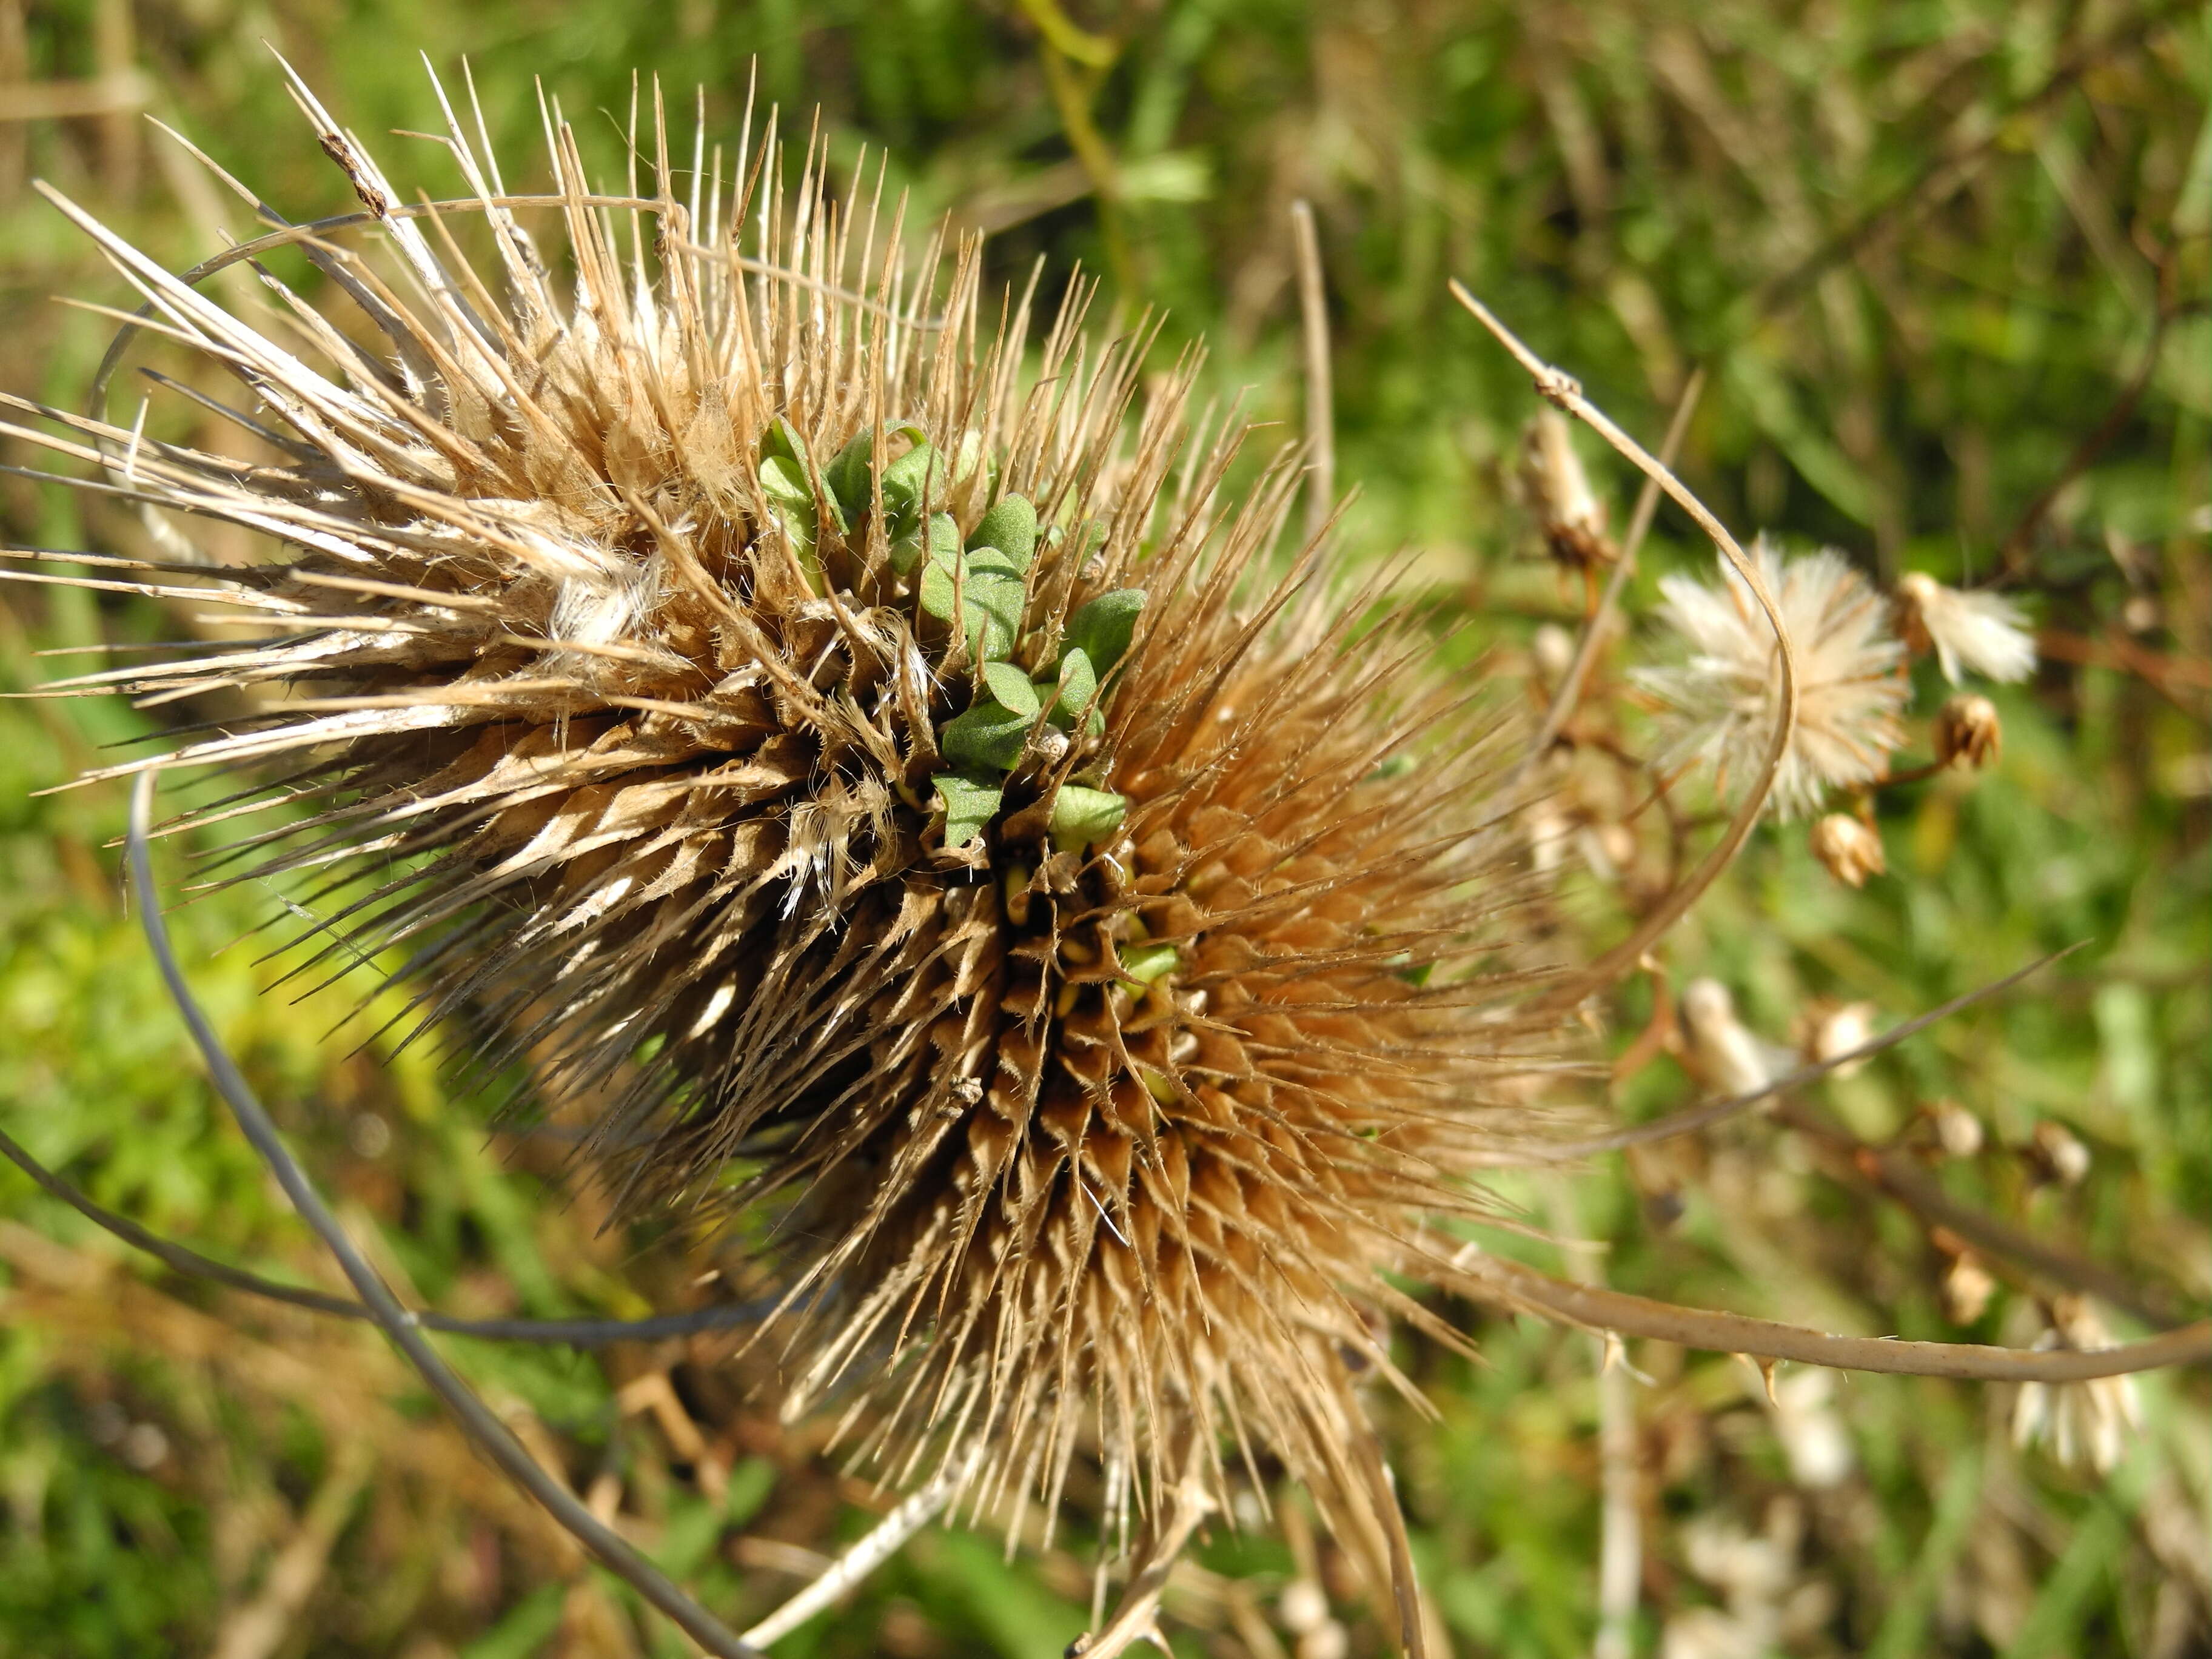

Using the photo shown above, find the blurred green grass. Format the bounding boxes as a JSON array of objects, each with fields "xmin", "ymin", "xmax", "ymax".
[{"xmin": 0, "ymin": 1, "xmax": 2205, "ymax": 1655}]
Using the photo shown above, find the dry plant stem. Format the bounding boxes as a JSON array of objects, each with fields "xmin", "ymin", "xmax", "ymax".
[
  {"xmin": 0, "ymin": 1124, "xmax": 776, "ymax": 1345},
  {"xmin": 1074, "ymin": 1464, "xmax": 1218, "ymax": 1658},
  {"xmin": 1536, "ymin": 948, "xmax": 2082, "ymax": 1161},
  {"xmin": 1521, "ymin": 364, "xmax": 1707, "ymax": 772},
  {"xmin": 1555, "ymin": 1196, "xmax": 1638, "ymax": 1659},
  {"xmin": 1771, "ymin": 1099, "xmax": 2191, "ymax": 1328},
  {"xmin": 1456, "ymin": 1252, "xmax": 2211, "ymax": 1382},
  {"xmin": 1290, "ymin": 198, "xmax": 1334, "ymax": 546},
  {"xmin": 1592, "ymin": 1349, "xmax": 1639, "ymax": 1659},
  {"xmin": 1449, "ymin": 282, "xmax": 1797, "ymax": 1002},
  {"xmin": 211, "ymin": 1440, "xmax": 374, "ymax": 1659},
  {"xmin": 740, "ymin": 1449, "xmax": 978, "ymax": 1648},
  {"xmin": 126, "ymin": 773, "xmax": 764, "ymax": 1659}
]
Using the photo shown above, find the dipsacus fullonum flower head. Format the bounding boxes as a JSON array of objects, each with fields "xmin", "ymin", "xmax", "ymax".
[
  {"xmin": 1636, "ymin": 538, "xmax": 1906, "ymax": 819},
  {"xmin": 9, "ymin": 69, "xmax": 1570, "ymax": 1550}
]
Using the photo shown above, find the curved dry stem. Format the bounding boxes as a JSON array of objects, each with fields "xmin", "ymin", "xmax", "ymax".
[
  {"xmin": 1290, "ymin": 198, "xmax": 1334, "ymax": 547},
  {"xmin": 1450, "ymin": 1248, "xmax": 2210, "ymax": 1382},
  {"xmin": 0, "ymin": 1121, "xmax": 777, "ymax": 1344},
  {"xmin": 1530, "ymin": 947, "xmax": 2079, "ymax": 1160},
  {"xmin": 127, "ymin": 771, "xmax": 763, "ymax": 1659},
  {"xmin": 742, "ymin": 1447, "xmax": 979, "ymax": 1648},
  {"xmin": 1450, "ymin": 283, "xmax": 1797, "ymax": 1005}
]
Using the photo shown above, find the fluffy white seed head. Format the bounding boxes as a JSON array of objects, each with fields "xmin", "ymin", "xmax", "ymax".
[{"xmin": 1637, "ymin": 538, "xmax": 1908, "ymax": 819}]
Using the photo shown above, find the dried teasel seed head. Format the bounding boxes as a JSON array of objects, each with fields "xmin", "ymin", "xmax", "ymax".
[
  {"xmin": 15, "ymin": 67, "xmax": 1579, "ymax": 1549},
  {"xmin": 1932, "ymin": 692, "xmax": 2002, "ymax": 770},
  {"xmin": 1518, "ymin": 407, "xmax": 1617, "ymax": 569},
  {"xmin": 1808, "ymin": 813, "xmax": 1885, "ymax": 888}
]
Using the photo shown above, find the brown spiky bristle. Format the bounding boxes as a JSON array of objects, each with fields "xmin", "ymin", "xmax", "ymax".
[{"xmin": 11, "ymin": 70, "xmax": 1565, "ymax": 1536}]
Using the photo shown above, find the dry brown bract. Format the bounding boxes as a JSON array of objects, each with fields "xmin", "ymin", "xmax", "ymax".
[{"xmin": 10, "ymin": 68, "xmax": 1567, "ymax": 1560}]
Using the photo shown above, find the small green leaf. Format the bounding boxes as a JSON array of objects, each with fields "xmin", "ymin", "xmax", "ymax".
[
  {"xmin": 963, "ymin": 573, "xmax": 1024, "ymax": 660},
  {"xmin": 1064, "ymin": 588, "xmax": 1145, "ymax": 674},
  {"xmin": 969, "ymin": 493, "xmax": 1038, "ymax": 570},
  {"xmin": 934, "ymin": 771, "xmax": 1004, "ymax": 848},
  {"xmin": 1050, "ymin": 645, "xmax": 1098, "ymax": 729},
  {"xmin": 1118, "ymin": 941, "xmax": 1180, "ymax": 985},
  {"xmin": 762, "ymin": 416, "xmax": 809, "ymax": 466},
  {"xmin": 981, "ymin": 660, "xmax": 1041, "ymax": 719},
  {"xmin": 759, "ymin": 452, "xmax": 814, "ymax": 512},
  {"xmin": 940, "ymin": 698, "xmax": 1031, "ymax": 772},
  {"xmin": 824, "ymin": 431, "xmax": 876, "ymax": 521},
  {"xmin": 898, "ymin": 511, "xmax": 962, "ymax": 580},
  {"xmin": 1048, "ymin": 785, "xmax": 1128, "ymax": 854},
  {"xmin": 951, "ymin": 427, "xmax": 988, "ymax": 484},
  {"xmin": 880, "ymin": 438, "xmax": 945, "ymax": 529}
]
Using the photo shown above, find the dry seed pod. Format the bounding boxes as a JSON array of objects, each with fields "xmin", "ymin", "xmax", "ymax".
[
  {"xmin": 1519, "ymin": 406, "xmax": 1617, "ymax": 569},
  {"xmin": 1933, "ymin": 692, "xmax": 2002, "ymax": 770},
  {"xmin": 1808, "ymin": 813, "xmax": 1885, "ymax": 888},
  {"xmin": 1928, "ymin": 1099, "xmax": 1985, "ymax": 1159},
  {"xmin": 1940, "ymin": 1252, "xmax": 1997, "ymax": 1325},
  {"xmin": 11, "ymin": 70, "xmax": 1573, "ymax": 1552},
  {"xmin": 2029, "ymin": 1120, "xmax": 2093, "ymax": 1187}
]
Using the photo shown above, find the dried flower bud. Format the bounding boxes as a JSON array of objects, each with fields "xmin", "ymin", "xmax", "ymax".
[
  {"xmin": 1808, "ymin": 813, "xmax": 1885, "ymax": 888},
  {"xmin": 1279, "ymin": 1580, "xmax": 1330, "ymax": 1635},
  {"xmin": 1530, "ymin": 621, "xmax": 1577, "ymax": 687},
  {"xmin": 1929, "ymin": 1099, "xmax": 1985, "ymax": 1158},
  {"xmin": 1940, "ymin": 1252, "xmax": 1997, "ymax": 1324},
  {"xmin": 1800, "ymin": 999, "xmax": 1877, "ymax": 1079},
  {"xmin": 2030, "ymin": 1119, "xmax": 2091, "ymax": 1186},
  {"xmin": 1932, "ymin": 692, "xmax": 2001, "ymax": 770},
  {"xmin": 1519, "ymin": 407, "xmax": 1616, "ymax": 568}
]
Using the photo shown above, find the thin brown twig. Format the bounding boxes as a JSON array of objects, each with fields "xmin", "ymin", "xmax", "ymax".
[
  {"xmin": 1772, "ymin": 1098, "xmax": 2191, "ymax": 1329},
  {"xmin": 1290, "ymin": 199, "xmax": 1334, "ymax": 546},
  {"xmin": 1451, "ymin": 1250, "xmax": 2209, "ymax": 1381},
  {"xmin": 1450, "ymin": 283, "xmax": 1798, "ymax": 1005},
  {"xmin": 1535, "ymin": 945, "xmax": 2081, "ymax": 1161}
]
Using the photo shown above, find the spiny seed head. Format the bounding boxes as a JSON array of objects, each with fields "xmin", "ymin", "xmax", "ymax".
[{"xmin": 15, "ymin": 69, "xmax": 1572, "ymax": 1534}]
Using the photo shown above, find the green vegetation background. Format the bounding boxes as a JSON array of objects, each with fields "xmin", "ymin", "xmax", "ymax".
[{"xmin": 0, "ymin": 2, "xmax": 2204, "ymax": 1656}]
